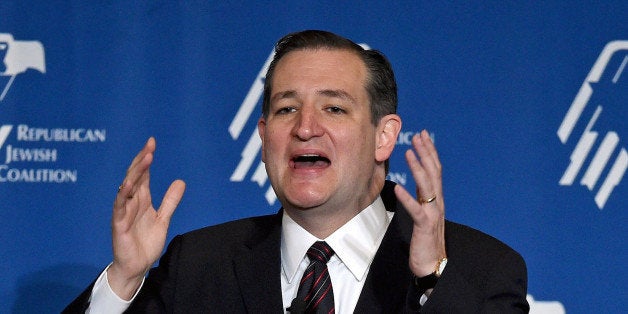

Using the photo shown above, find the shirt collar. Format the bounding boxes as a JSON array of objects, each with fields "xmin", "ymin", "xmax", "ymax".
[{"xmin": 281, "ymin": 196, "xmax": 392, "ymax": 284}]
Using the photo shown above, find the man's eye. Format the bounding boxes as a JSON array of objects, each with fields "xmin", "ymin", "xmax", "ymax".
[
  {"xmin": 276, "ymin": 107, "xmax": 296, "ymax": 115},
  {"xmin": 326, "ymin": 106, "xmax": 346, "ymax": 114}
]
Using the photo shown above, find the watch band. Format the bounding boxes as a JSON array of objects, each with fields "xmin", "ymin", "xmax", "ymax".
[
  {"xmin": 413, "ymin": 257, "xmax": 448, "ymax": 292},
  {"xmin": 414, "ymin": 273, "xmax": 439, "ymax": 291}
]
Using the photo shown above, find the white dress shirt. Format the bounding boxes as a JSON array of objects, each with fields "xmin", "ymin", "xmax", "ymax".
[{"xmin": 281, "ymin": 196, "xmax": 393, "ymax": 314}]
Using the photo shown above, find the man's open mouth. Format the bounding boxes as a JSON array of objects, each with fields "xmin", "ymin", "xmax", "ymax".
[{"xmin": 292, "ymin": 154, "xmax": 331, "ymax": 169}]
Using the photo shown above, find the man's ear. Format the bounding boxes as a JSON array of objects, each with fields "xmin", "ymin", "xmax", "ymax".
[
  {"xmin": 257, "ymin": 117, "xmax": 267, "ymax": 162},
  {"xmin": 375, "ymin": 114, "xmax": 402, "ymax": 162}
]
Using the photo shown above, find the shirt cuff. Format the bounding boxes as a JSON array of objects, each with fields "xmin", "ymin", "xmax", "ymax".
[
  {"xmin": 419, "ymin": 293, "xmax": 429, "ymax": 306},
  {"xmin": 86, "ymin": 263, "xmax": 145, "ymax": 314}
]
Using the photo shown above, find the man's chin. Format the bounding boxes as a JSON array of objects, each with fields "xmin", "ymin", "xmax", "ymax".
[{"xmin": 284, "ymin": 199, "xmax": 326, "ymax": 211}]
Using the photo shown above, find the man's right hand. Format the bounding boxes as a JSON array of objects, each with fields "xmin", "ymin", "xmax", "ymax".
[{"xmin": 107, "ymin": 137, "xmax": 186, "ymax": 300}]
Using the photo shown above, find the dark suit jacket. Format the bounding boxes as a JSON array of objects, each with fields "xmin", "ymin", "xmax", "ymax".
[{"xmin": 64, "ymin": 181, "xmax": 529, "ymax": 313}]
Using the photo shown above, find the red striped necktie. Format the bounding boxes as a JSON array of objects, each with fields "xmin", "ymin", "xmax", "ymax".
[{"xmin": 290, "ymin": 241, "xmax": 335, "ymax": 314}]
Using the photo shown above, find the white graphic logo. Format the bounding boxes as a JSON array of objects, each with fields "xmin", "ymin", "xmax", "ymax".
[
  {"xmin": 0, "ymin": 33, "xmax": 46, "ymax": 101},
  {"xmin": 229, "ymin": 50, "xmax": 276, "ymax": 205},
  {"xmin": 527, "ymin": 294, "xmax": 565, "ymax": 314},
  {"xmin": 557, "ymin": 40, "xmax": 627, "ymax": 209},
  {"xmin": 0, "ymin": 125, "xmax": 12, "ymax": 150}
]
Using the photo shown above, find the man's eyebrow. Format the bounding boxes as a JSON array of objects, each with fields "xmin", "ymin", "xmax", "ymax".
[
  {"xmin": 317, "ymin": 89, "xmax": 357, "ymax": 104},
  {"xmin": 271, "ymin": 89, "xmax": 357, "ymax": 104},
  {"xmin": 270, "ymin": 90, "xmax": 297, "ymax": 103}
]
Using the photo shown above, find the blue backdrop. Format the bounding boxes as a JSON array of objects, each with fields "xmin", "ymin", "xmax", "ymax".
[{"xmin": 1, "ymin": 1, "xmax": 625, "ymax": 313}]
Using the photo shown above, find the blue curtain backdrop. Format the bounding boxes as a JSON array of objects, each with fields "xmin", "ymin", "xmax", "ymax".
[{"xmin": 0, "ymin": 1, "xmax": 625, "ymax": 313}]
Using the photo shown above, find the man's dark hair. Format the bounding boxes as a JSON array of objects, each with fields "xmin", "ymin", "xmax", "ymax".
[{"xmin": 261, "ymin": 30, "xmax": 398, "ymax": 125}]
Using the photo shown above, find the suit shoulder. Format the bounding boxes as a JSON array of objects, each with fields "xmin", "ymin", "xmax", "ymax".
[
  {"xmin": 152, "ymin": 213, "xmax": 281, "ymax": 281},
  {"xmin": 164, "ymin": 213, "xmax": 281, "ymax": 259},
  {"xmin": 423, "ymin": 222, "xmax": 529, "ymax": 312},
  {"xmin": 444, "ymin": 220, "xmax": 526, "ymax": 270},
  {"xmin": 179, "ymin": 213, "xmax": 279, "ymax": 243}
]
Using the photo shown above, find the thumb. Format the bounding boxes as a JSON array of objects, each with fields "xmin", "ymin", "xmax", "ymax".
[
  {"xmin": 394, "ymin": 184, "xmax": 419, "ymax": 212},
  {"xmin": 157, "ymin": 179, "xmax": 186, "ymax": 223}
]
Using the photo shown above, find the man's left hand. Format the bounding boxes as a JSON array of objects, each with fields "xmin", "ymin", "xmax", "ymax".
[{"xmin": 394, "ymin": 129, "xmax": 447, "ymax": 278}]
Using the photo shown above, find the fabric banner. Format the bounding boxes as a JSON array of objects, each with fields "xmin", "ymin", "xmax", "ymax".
[{"xmin": 1, "ymin": 2, "xmax": 625, "ymax": 313}]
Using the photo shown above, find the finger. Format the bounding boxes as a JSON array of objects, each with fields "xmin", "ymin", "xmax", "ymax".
[
  {"xmin": 113, "ymin": 138, "xmax": 156, "ymax": 219},
  {"xmin": 395, "ymin": 184, "xmax": 442, "ymax": 233},
  {"xmin": 394, "ymin": 183, "xmax": 422, "ymax": 216},
  {"xmin": 411, "ymin": 131, "xmax": 441, "ymax": 182},
  {"xmin": 125, "ymin": 138, "xmax": 156, "ymax": 194},
  {"xmin": 123, "ymin": 138, "xmax": 156, "ymax": 190},
  {"xmin": 410, "ymin": 132, "xmax": 442, "ymax": 200},
  {"xmin": 405, "ymin": 145, "xmax": 434, "ymax": 200},
  {"xmin": 115, "ymin": 155, "xmax": 154, "ymax": 231},
  {"xmin": 157, "ymin": 180, "xmax": 186, "ymax": 224},
  {"xmin": 114, "ymin": 151, "xmax": 153, "ymax": 210},
  {"xmin": 126, "ymin": 137, "xmax": 156, "ymax": 177},
  {"xmin": 418, "ymin": 130, "xmax": 441, "ymax": 168},
  {"xmin": 131, "ymin": 169, "xmax": 155, "ymax": 223}
]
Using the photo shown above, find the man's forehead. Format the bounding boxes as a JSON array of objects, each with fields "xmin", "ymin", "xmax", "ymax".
[
  {"xmin": 271, "ymin": 48, "xmax": 367, "ymax": 91},
  {"xmin": 276, "ymin": 48, "xmax": 364, "ymax": 69}
]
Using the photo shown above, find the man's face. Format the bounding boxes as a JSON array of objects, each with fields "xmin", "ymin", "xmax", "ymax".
[{"xmin": 258, "ymin": 49, "xmax": 381, "ymax": 214}]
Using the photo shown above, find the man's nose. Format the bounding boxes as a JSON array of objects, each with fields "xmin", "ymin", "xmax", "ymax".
[{"xmin": 292, "ymin": 106, "xmax": 323, "ymax": 140}]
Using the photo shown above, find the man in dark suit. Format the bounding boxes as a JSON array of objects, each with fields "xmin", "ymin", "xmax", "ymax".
[{"xmin": 64, "ymin": 30, "xmax": 528, "ymax": 313}]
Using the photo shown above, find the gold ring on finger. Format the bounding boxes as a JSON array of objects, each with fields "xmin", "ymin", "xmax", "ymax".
[{"xmin": 419, "ymin": 195, "xmax": 437, "ymax": 204}]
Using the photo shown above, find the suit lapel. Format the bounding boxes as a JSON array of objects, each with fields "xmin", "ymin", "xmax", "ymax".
[{"xmin": 233, "ymin": 212, "xmax": 285, "ymax": 313}]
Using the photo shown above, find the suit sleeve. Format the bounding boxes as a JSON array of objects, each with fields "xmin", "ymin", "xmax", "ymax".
[
  {"xmin": 62, "ymin": 280, "xmax": 95, "ymax": 313},
  {"xmin": 412, "ymin": 248, "xmax": 529, "ymax": 313},
  {"xmin": 479, "ymin": 248, "xmax": 529, "ymax": 313},
  {"xmin": 123, "ymin": 234, "xmax": 184, "ymax": 313},
  {"xmin": 404, "ymin": 221, "xmax": 530, "ymax": 313},
  {"xmin": 62, "ymin": 235, "xmax": 184, "ymax": 313}
]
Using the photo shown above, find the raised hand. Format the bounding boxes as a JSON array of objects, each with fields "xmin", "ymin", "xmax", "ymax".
[
  {"xmin": 394, "ymin": 130, "xmax": 446, "ymax": 278},
  {"xmin": 107, "ymin": 138, "xmax": 186, "ymax": 300}
]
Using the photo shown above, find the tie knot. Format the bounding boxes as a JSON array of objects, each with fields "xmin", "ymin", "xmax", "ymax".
[{"xmin": 306, "ymin": 241, "xmax": 334, "ymax": 264}]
